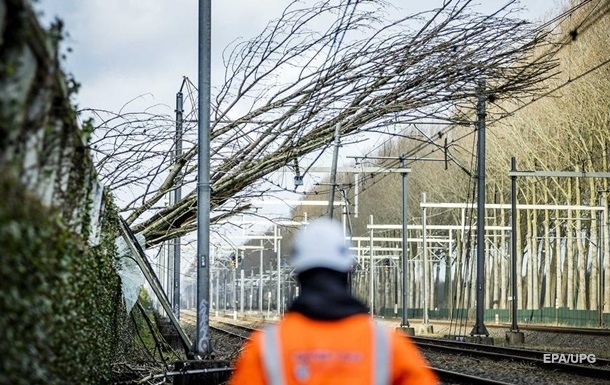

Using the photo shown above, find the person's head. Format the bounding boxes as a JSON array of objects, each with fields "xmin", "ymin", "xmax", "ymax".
[{"xmin": 290, "ymin": 218, "xmax": 354, "ymax": 274}]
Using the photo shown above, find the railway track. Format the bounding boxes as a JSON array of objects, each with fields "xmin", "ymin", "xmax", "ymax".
[
  {"xmin": 412, "ymin": 336, "xmax": 610, "ymax": 366},
  {"xmin": 433, "ymin": 368, "xmax": 515, "ymax": 385},
  {"xmin": 179, "ymin": 312, "xmax": 610, "ymax": 384},
  {"xmin": 413, "ymin": 336, "xmax": 610, "ymax": 381},
  {"xmin": 181, "ymin": 310, "xmax": 256, "ymax": 339},
  {"xmin": 186, "ymin": 315, "xmax": 522, "ymax": 384}
]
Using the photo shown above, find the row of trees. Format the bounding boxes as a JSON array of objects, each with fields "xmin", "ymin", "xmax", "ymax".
[{"xmin": 290, "ymin": 0, "xmax": 610, "ymax": 315}]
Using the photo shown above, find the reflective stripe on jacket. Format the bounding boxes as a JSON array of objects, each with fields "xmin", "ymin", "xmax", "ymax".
[{"xmin": 229, "ymin": 313, "xmax": 438, "ymax": 385}]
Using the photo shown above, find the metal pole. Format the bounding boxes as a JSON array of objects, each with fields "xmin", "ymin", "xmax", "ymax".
[
  {"xmin": 118, "ymin": 220, "xmax": 191, "ymax": 352},
  {"xmin": 215, "ymin": 270, "xmax": 219, "ymax": 317},
  {"xmin": 422, "ymin": 192, "xmax": 429, "ymax": 324},
  {"xmin": 223, "ymin": 271, "xmax": 227, "ymax": 311},
  {"xmin": 240, "ymin": 268, "xmax": 245, "ymax": 315},
  {"xmin": 354, "ymin": 174, "xmax": 359, "ymax": 218},
  {"xmin": 598, "ymin": 196, "xmax": 603, "ymax": 327},
  {"xmin": 394, "ymin": 261, "xmax": 398, "ymax": 316},
  {"xmin": 195, "ymin": 0, "xmax": 212, "ymax": 356},
  {"xmin": 276, "ymin": 225, "xmax": 281, "ymax": 317},
  {"xmin": 401, "ymin": 155, "xmax": 411, "ymax": 327},
  {"xmin": 369, "ymin": 214, "xmax": 374, "ymax": 317},
  {"xmin": 328, "ymin": 123, "xmax": 341, "ymax": 219},
  {"xmin": 232, "ymin": 265, "xmax": 237, "ymax": 316},
  {"xmin": 167, "ymin": 240, "xmax": 173, "ymax": 316},
  {"xmin": 249, "ymin": 271, "xmax": 254, "ymax": 312},
  {"xmin": 173, "ymin": 90, "xmax": 183, "ymax": 318},
  {"xmin": 159, "ymin": 239, "xmax": 166, "ymax": 314},
  {"xmin": 259, "ymin": 239, "xmax": 264, "ymax": 315},
  {"xmin": 603, "ymin": 197, "xmax": 609, "ymax": 318},
  {"xmin": 510, "ymin": 157, "xmax": 519, "ymax": 331},
  {"xmin": 471, "ymin": 79, "xmax": 489, "ymax": 336}
]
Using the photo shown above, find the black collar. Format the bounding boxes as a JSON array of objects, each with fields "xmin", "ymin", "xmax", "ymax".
[{"xmin": 288, "ymin": 268, "xmax": 369, "ymax": 320}]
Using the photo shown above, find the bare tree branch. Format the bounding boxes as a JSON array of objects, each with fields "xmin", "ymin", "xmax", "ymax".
[{"xmin": 86, "ymin": 0, "xmax": 558, "ymax": 246}]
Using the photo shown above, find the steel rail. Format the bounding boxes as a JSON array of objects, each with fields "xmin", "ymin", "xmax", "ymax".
[
  {"xmin": 412, "ymin": 336, "xmax": 610, "ymax": 366},
  {"xmin": 413, "ymin": 337, "xmax": 610, "ymax": 380},
  {"xmin": 432, "ymin": 367, "xmax": 516, "ymax": 385}
]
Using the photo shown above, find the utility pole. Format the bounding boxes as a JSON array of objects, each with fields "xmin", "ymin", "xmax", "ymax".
[
  {"xmin": 422, "ymin": 192, "xmax": 429, "ymax": 325},
  {"xmin": 328, "ymin": 122, "xmax": 342, "ymax": 219},
  {"xmin": 259, "ymin": 239, "xmax": 264, "ymax": 316},
  {"xmin": 369, "ymin": 215, "xmax": 375, "ymax": 317},
  {"xmin": 173, "ymin": 85, "xmax": 184, "ymax": 318},
  {"xmin": 400, "ymin": 156, "xmax": 414, "ymax": 335},
  {"xmin": 471, "ymin": 79, "xmax": 489, "ymax": 338},
  {"xmin": 507, "ymin": 156, "xmax": 523, "ymax": 345},
  {"xmin": 275, "ymin": 225, "xmax": 282, "ymax": 317},
  {"xmin": 195, "ymin": 0, "xmax": 212, "ymax": 357},
  {"xmin": 510, "ymin": 157, "xmax": 518, "ymax": 332}
]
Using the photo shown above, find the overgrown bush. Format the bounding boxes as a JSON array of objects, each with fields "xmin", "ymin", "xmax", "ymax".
[{"xmin": 0, "ymin": 173, "xmax": 130, "ymax": 385}]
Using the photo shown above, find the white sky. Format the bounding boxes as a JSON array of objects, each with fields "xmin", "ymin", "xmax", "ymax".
[{"xmin": 36, "ymin": 0, "xmax": 559, "ymax": 118}]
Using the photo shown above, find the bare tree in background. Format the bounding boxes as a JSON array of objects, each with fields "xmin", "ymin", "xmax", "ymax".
[{"xmin": 86, "ymin": 0, "xmax": 558, "ymax": 247}]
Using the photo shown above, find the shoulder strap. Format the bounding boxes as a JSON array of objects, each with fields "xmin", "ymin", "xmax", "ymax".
[
  {"xmin": 373, "ymin": 322, "xmax": 390, "ymax": 385},
  {"xmin": 260, "ymin": 324, "xmax": 285, "ymax": 385}
]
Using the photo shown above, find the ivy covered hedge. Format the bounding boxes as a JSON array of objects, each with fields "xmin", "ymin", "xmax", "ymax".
[{"xmin": 0, "ymin": 173, "xmax": 130, "ymax": 385}]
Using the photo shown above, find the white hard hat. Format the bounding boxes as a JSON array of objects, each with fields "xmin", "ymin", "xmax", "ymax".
[{"xmin": 290, "ymin": 218, "xmax": 353, "ymax": 273}]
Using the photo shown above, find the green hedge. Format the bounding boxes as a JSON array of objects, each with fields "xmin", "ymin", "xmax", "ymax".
[{"xmin": 0, "ymin": 175, "xmax": 129, "ymax": 385}]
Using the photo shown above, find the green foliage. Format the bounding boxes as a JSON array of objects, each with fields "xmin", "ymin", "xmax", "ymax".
[
  {"xmin": 80, "ymin": 117, "xmax": 96, "ymax": 144},
  {"xmin": 0, "ymin": 173, "xmax": 129, "ymax": 385}
]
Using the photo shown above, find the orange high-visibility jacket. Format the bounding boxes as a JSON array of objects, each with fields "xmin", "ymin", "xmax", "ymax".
[{"xmin": 229, "ymin": 313, "xmax": 438, "ymax": 385}]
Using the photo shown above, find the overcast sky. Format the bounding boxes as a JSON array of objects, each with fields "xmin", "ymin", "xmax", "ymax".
[{"xmin": 36, "ymin": 0, "xmax": 560, "ymax": 118}]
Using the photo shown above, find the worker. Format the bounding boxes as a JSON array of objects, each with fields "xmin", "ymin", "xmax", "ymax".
[{"xmin": 229, "ymin": 218, "xmax": 438, "ymax": 385}]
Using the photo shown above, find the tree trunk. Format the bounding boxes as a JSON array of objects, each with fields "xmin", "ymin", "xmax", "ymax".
[
  {"xmin": 411, "ymin": 259, "xmax": 417, "ymax": 309},
  {"xmin": 454, "ymin": 230, "xmax": 463, "ymax": 313},
  {"xmin": 517, "ymin": 206, "xmax": 524, "ymax": 309},
  {"xmin": 431, "ymin": 261, "xmax": 437, "ymax": 311},
  {"xmin": 469, "ymin": 236, "xmax": 477, "ymax": 309},
  {"xmin": 575, "ymin": 172, "xmax": 587, "ymax": 310},
  {"xmin": 604, "ymin": 194, "xmax": 610, "ymax": 313},
  {"xmin": 527, "ymin": 208, "xmax": 534, "ymax": 309},
  {"xmin": 532, "ymin": 186, "xmax": 540, "ymax": 309},
  {"xmin": 501, "ymin": 208, "xmax": 508, "ymax": 309},
  {"xmin": 589, "ymin": 179, "xmax": 599, "ymax": 311},
  {"xmin": 445, "ymin": 231, "xmax": 453, "ymax": 313},
  {"xmin": 544, "ymin": 206, "xmax": 552, "ymax": 308},
  {"xmin": 567, "ymin": 182, "xmax": 575, "ymax": 309},
  {"xmin": 555, "ymin": 210, "xmax": 564, "ymax": 307},
  {"xmin": 493, "ymin": 228, "xmax": 501, "ymax": 309},
  {"xmin": 416, "ymin": 260, "xmax": 422, "ymax": 309}
]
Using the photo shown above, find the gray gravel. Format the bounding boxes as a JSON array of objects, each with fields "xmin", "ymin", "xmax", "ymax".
[
  {"xmin": 391, "ymin": 321, "xmax": 610, "ymax": 358},
  {"xmin": 423, "ymin": 349, "xmax": 610, "ymax": 385},
  {"xmin": 376, "ymin": 319, "xmax": 610, "ymax": 383},
  {"xmin": 215, "ymin": 315, "xmax": 610, "ymax": 384}
]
